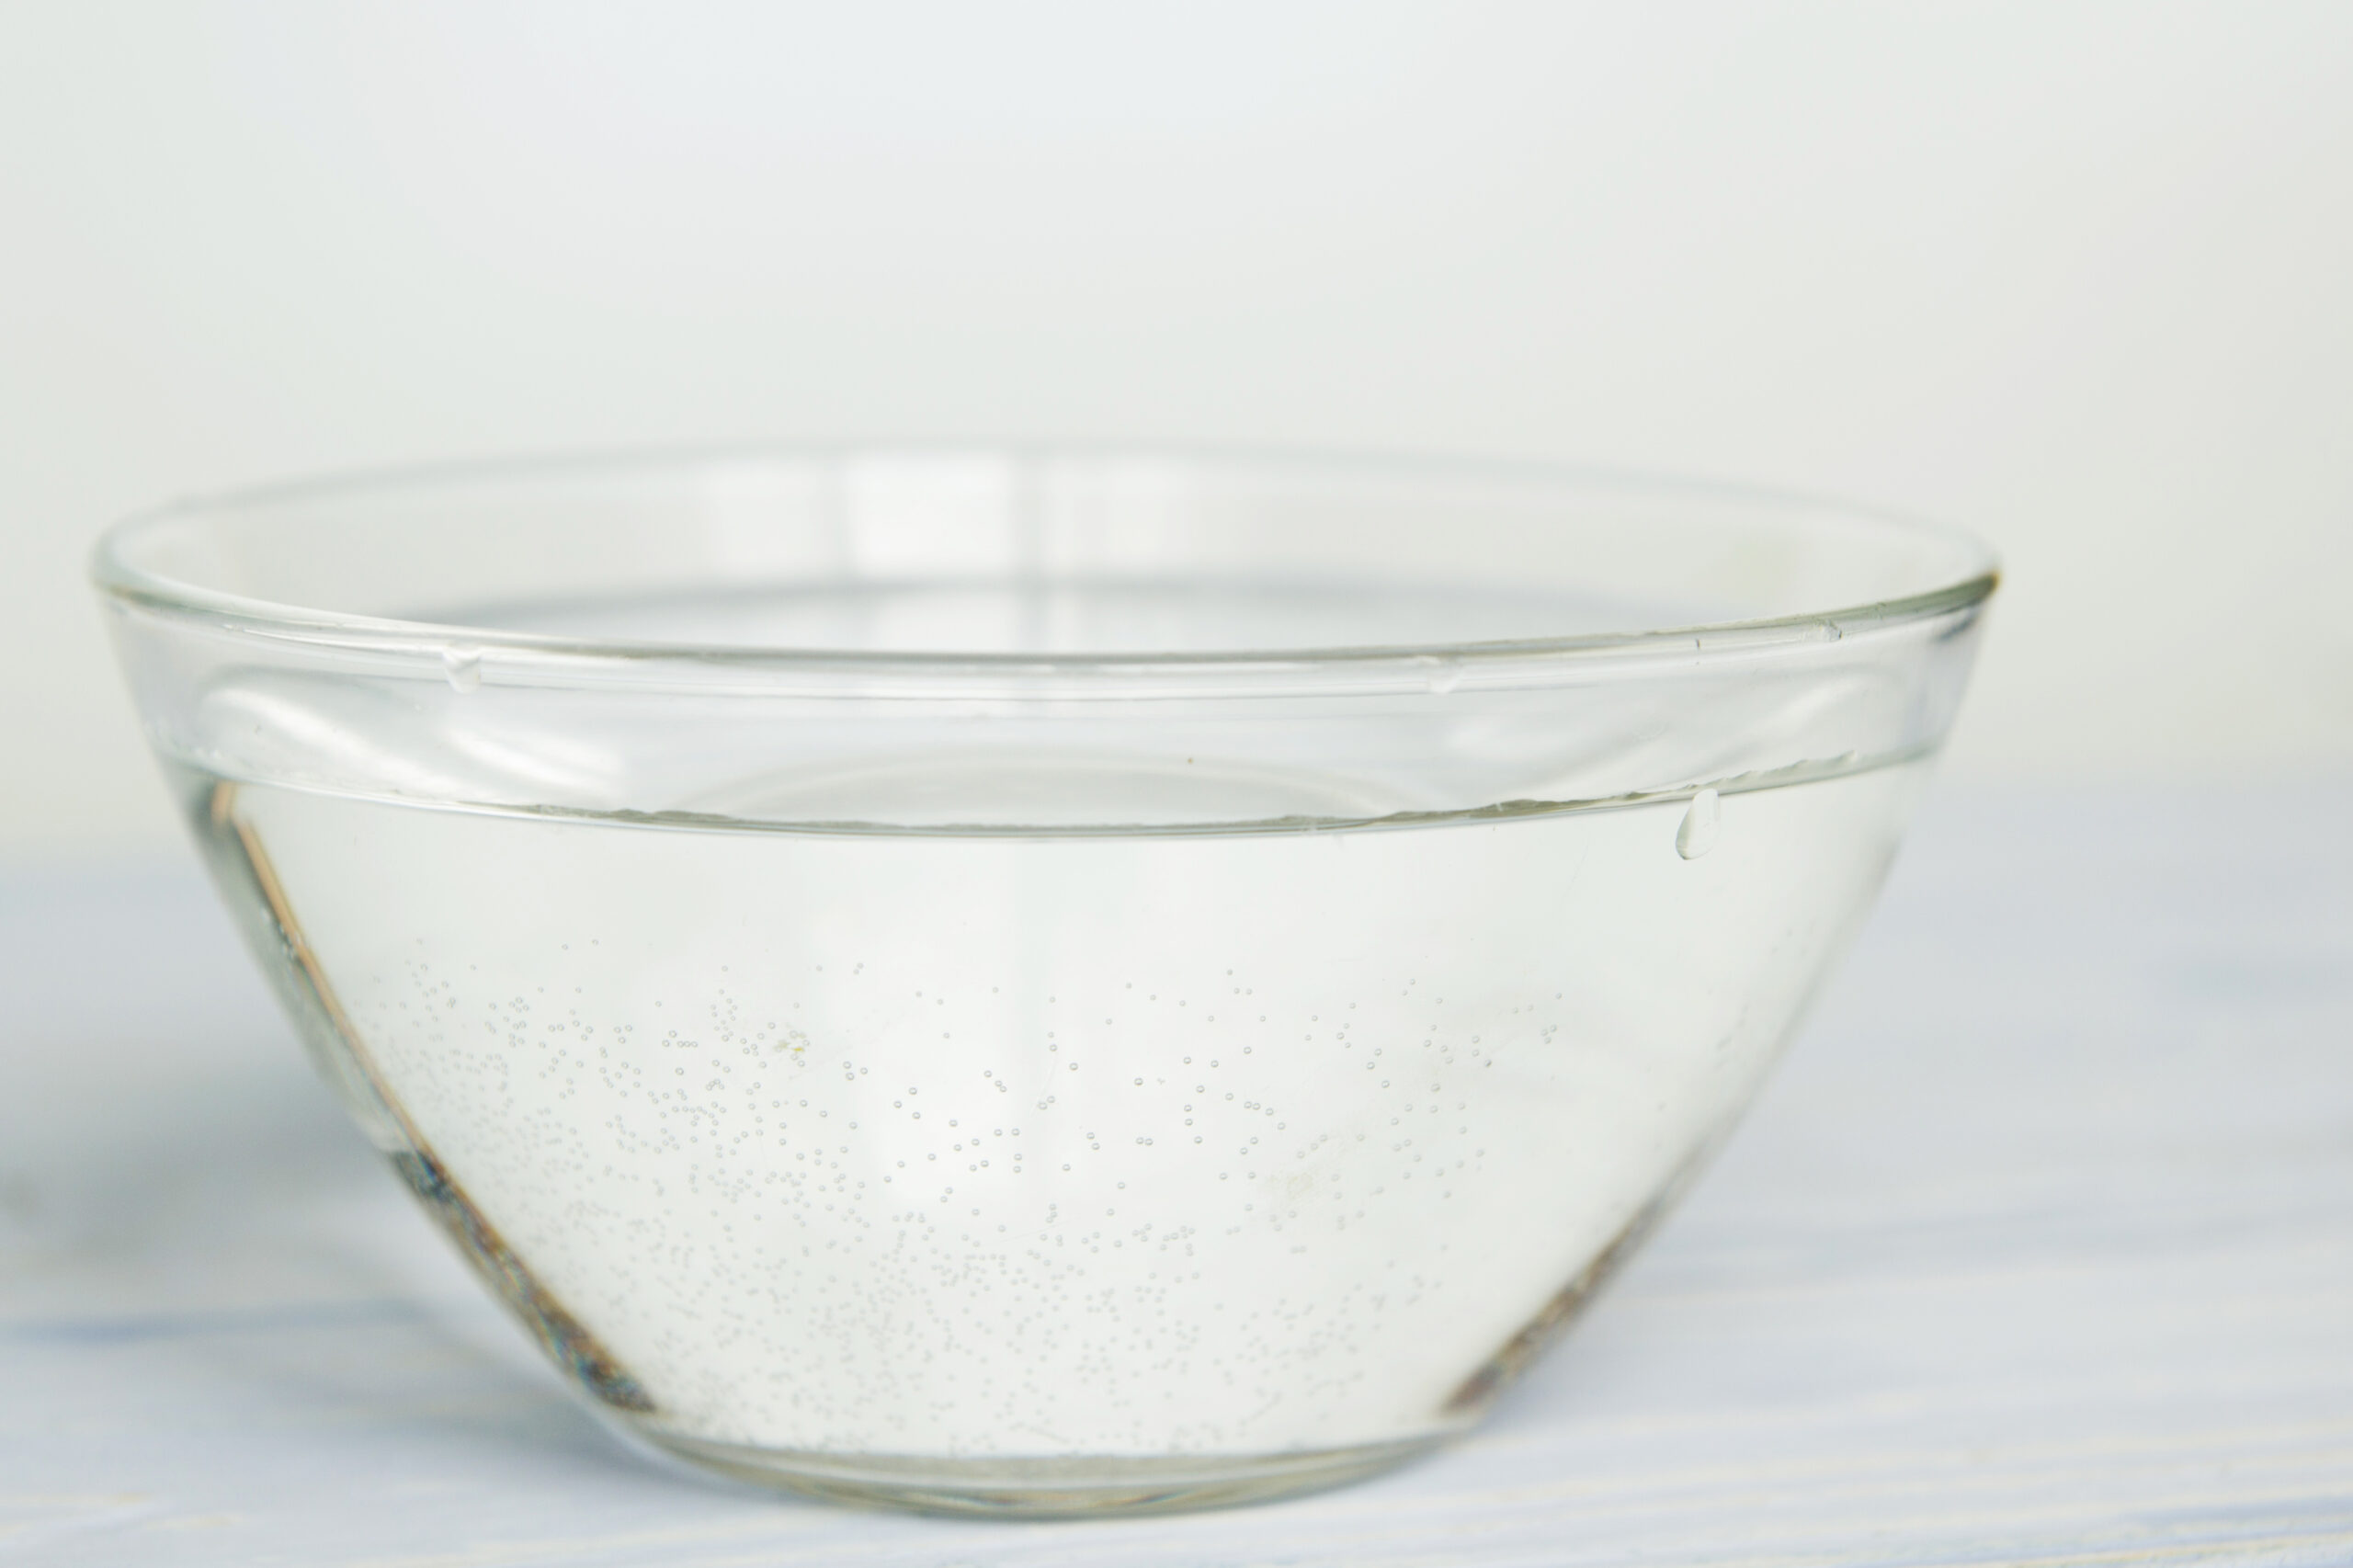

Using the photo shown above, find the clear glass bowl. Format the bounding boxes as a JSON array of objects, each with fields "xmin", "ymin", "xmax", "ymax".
[{"xmin": 94, "ymin": 447, "xmax": 1995, "ymax": 1516}]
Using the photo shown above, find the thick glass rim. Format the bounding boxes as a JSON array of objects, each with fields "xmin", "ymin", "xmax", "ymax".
[{"xmin": 91, "ymin": 442, "xmax": 1999, "ymax": 681}]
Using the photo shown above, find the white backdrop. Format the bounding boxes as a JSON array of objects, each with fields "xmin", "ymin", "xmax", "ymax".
[{"xmin": 5, "ymin": 1, "xmax": 2347, "ymax": 861}]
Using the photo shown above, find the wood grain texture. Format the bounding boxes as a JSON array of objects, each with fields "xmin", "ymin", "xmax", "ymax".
[{"xmin": 3, "ymin": 785, "xmax": 2348, "ymax": 1565}]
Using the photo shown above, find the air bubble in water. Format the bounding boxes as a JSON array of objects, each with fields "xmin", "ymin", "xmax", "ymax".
[
  {"xmin": 442, "ymin": 645, "xmax": 484, "ymax": 693},
  {"xmin": 1676, "ymin": 788, "xmax": 1721, "ymax": 859}
]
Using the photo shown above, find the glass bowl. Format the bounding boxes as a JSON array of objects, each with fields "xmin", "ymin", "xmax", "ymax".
[{"xmin": 93, "ymin": 447, "xmax": 1995, "ymax": 1516}]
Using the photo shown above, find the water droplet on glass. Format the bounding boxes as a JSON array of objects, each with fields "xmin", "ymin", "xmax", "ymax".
[
  {"xmin": 1676, "ymin": 788, "xmax": 1721, "ymax": 859},
  {"xmin": 1422, "ymin": 656, "xmax": 1463, "ymax": 695},
  {"xmin": 443, "ymin": 645, "xmax": 483, "ymax": 693}
]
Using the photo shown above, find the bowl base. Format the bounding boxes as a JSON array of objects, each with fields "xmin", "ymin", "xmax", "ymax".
[{"xmin": 621, "ymin": 1424, "xmax": 1449, "ymax": 1517}]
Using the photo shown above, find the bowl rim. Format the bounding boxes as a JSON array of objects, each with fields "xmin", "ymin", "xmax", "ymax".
[{"xmin": 90, "ymin": 441, "xmax": 1999, "ymax": 681}]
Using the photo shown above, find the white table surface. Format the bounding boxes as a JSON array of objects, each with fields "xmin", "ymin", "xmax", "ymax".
[{"xmin": 5, "ymin": 784, "xmax": 2350, "ymax": 1567}]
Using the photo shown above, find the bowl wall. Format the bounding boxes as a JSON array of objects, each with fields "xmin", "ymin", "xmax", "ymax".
[{"xmin": 97, "ymin": 449, "xmax": 1993, "ymax": 1514}]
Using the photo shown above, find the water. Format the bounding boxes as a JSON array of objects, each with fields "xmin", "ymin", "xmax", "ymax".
[{"xmin": 180, "ymin": 753, "xmax": 1922, "ymax": 1468}]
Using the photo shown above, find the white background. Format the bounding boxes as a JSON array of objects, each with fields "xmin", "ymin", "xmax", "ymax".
[{"xmin": 4, "ymin": 1, "xmax": 2348, "ymax": 862}]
